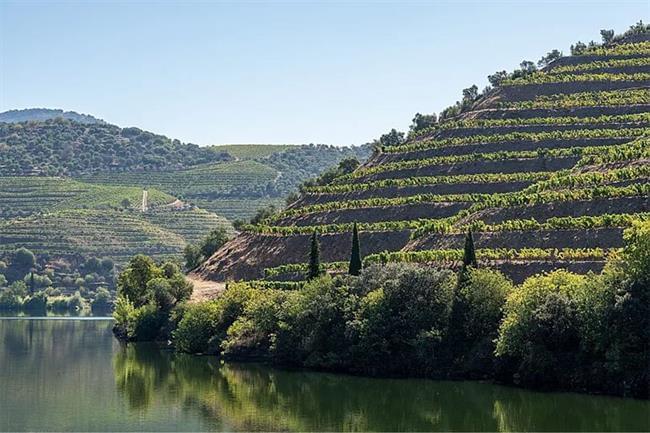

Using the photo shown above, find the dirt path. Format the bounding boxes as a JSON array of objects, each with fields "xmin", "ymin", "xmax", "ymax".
[{"xmin": 186, "ymin": 275, "xmax": 226, "ymax": 303}]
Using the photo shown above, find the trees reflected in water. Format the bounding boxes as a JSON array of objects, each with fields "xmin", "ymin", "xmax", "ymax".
[{"xmin": 112, "ymin": 343, "xmax": 650, "ymax": 432}]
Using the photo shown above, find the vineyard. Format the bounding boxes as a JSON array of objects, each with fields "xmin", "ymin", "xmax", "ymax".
[
  {"xmin": 0, "ymin": 175, "xmax": 233, "ymax": 265},
  {"xmin": 194, "ymin": 33, "xmax": 650, "ymax": 283}
]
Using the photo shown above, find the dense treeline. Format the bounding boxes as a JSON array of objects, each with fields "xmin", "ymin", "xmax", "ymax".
[
  {"xmin": 112, "ymin": 222, "xmax": 650, "ymax": 398},
  {"xmin": 0, "ymin": 118, "xmax": 230, "ymax": 176},
  {"xmin": 0, "ymin": 247, "xmax": 115, "ymax": 313}
]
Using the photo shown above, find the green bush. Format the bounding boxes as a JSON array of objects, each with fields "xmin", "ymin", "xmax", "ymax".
[
  {"xmin": 173, "ymin": 284, "xmax": 251, "ymax": 353},
  {"xmin": 91, "ymin": 288, "xmax": 112, "ymax": 312},
  {"xmin": 349, "ymin": 264, "xmax": 456, "ymax": 374},
  {"xmin": 23, "ymin": 291, "xmax": 48, "ymax": 313}
]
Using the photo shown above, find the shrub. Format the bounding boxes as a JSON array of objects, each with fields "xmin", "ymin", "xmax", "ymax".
[
  {"xmin": 23, "ymin": 291, "xmax": 48, "ymax": 313},
  {"xmin": 274, "ymin": 276, "xmax": 358, "ymax": 367},
  {"xmin": 173, "ymin": 284, "xmax": 252, "ymax": 353},
  {"xmin": 91, "ymin": 288, "xmax": 112, "ymax": 313},
  {"xmin": 349, "ymin": 264, "xmax": 455, "ymax": 374},
  {"xmin": 222, "ymin": 289, "xmax": 295, "ymax": 359}
]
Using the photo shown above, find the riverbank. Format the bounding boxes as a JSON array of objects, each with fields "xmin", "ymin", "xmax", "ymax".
[{"xmin": 111, "ymin": 222, "xmax": 650, "ymax": 399}]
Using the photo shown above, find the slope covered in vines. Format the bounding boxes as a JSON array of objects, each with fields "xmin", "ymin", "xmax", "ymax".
[{"xmin": 195, "ymin": 30, "xmax": 650, "ymax": 283}]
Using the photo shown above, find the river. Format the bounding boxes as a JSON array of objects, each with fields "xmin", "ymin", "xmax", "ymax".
[{"xmin": 0, "ymin": 318, "xmax": 648, "ymax": 431}]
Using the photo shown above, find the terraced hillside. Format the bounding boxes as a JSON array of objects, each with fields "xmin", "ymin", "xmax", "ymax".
[
  {"xmin": 196, "ymin": 35, "xmax": 650, "ymax": 283},
  {"xmin": 0, "ymin": 177, "xmax": 231, "ymax": 264},
  {"xmin": 80, "ymin": 144, "xmax": 370, "ymax": 220}
]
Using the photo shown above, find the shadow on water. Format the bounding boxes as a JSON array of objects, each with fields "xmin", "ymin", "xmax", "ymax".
[{"xmin": 113, "ymin": 342, "xmax": 650, "ymax": 432}]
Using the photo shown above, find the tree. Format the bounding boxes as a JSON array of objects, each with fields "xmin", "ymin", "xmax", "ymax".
[
  {"xmin": 348, "ymin": 223, "xmax": 362, "ymax": 276},
  {"xmin": 600, "ymin": 29, "xmax": 615, "ymax": 44},
  {"xmin": 91, "ymin": 287, "xmax": 112, "ymax": 312},
  {"xmin": 13, "ymin": 247, "xmax": 35, "ymax": 270},
  {"xmin": 570, "ymin": 41, "xmax": 587, "ymax": 55},
  {"xmin": 199, "ymin": 227, "xmax": 230, "ymax": 259},
  {"xmin": 250, "ymin": 205, "xmax": 276, "ymax": 225},
  {"xmin": 410, "ymin": 113, "xmax": 437, "ymax": 133},
  {"xmin": 117, "ymin": 254, "xmax": 161, "ymax": 307},
  {"xmin": 120, "ymin": 198, "xmax": 131, "ymax": 209},
  {"xmin": 537, "ymin": 49, "xmax": 563, "ymax": 68},
  {"xmin": 519, "ymin": 60, "xmax": 537, "ymax": 74},
  {"xmin": 487, "ymin": 70, "xmax": 509, "ymax": 87},
  {"xmin": 379, "ymin": 129, "xmax": 405, "ymax": 148},
  {"xmin": 100, "ymin": 257, "xmax": 115, "ymax": 275},
  {"xmin": 461, "ymin": 230, "xmax": 477, "ymax": 272},
  {"xmin": 84, "ymin": 257, "xmax": 101, "ymax": 274},
  {"xmin": 307, "ymin": 231, "xmax": 322, "ymax": 280},
  {"xmin": 184, "ymin": 244, "xmax": 203, "ymax": 270}
]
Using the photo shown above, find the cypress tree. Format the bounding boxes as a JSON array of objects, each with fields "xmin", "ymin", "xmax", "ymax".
[
  {"xmin": 348, "ymin": 222, "xmax": 362, "ymax": 276},
  {"xmin": 461, "ymin": 229, "xmax": 477, "ymax": 271},
  {"xmin": 307, "ymin": 231, "xmax": 322, "ymax": 280},
  {"xmin": 30, "ymin": 272, "xmax": 35, "ymax": 294}
]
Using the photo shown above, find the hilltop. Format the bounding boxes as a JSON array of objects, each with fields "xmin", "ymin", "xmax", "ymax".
[
  {"xmin": 0, "ymin": 108, "xmax": 104, "ymax": 124},
  {"xmin": 196, "ymin": 29, "xmax": 650, "ymax": 284}
]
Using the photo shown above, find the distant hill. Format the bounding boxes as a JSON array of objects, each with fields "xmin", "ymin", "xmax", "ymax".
[
  {"xmin": 0, "ymin": 116, "xmax": 371, "ymax": 269},
  {"xmin": 0, "ymin": 108, "xmax": 104, "ymax": 124},
  {"xmin": 0, "ymin": 118, "xmax": 231, "ymax": 176},
  {"xmin": 81, "ymin": 143, "xmax": 371, "ymax": 220},
  {"xmin": 195, "ymin": 31, "xmax": 650, "ymax": 283}
]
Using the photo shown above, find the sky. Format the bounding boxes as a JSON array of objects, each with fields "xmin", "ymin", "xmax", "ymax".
[{"xmin": 0, "ymin": 1, "xmax": 647, "ymax": 146}]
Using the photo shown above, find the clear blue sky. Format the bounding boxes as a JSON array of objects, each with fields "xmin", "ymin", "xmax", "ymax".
[{"xmin": 0, "ymin": 1, "xmax": 647, "ymax": 146}]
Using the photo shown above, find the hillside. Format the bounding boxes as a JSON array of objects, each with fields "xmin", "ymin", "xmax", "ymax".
[
  {"xmin": 0, "ymin": 108, "xmax": 104, "ymax": 124},
  {"xmin": 196, "ymin": 34, "xmax": 650, "ymax": 284},
  {"xmin": 0, "ymin": 116, "xmax": 370, "ymax": 271},
  {"xmin": 0, "ymin": 118, "xmax": 231, "ymax": 176},
  {"xmin": 80, "ymin": 143, "xmax": 370, "ymax": 220},
  {"xmin": 0, "ymin": 177, "xmax": 231, "ymax": 264}
]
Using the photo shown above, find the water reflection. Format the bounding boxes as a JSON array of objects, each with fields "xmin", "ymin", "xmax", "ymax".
[
  {"xmin": 0, "ymin": 319, "xmax": 648, "ymax": 432},
  {"xmin": 113, "ymin": 343, "xmax": 650, "ymax": 432}
]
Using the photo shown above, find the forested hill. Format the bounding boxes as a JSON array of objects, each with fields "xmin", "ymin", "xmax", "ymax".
[
  {"xmin": 0, "ymin": 108, "xmax": 104, "ymax": 124},
  {"xmin": 0, "ymin": 118, "xmax": 231, "ymax": 176}
]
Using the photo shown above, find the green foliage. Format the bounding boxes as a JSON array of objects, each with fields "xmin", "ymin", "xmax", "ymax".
[
  {"xmin": 91, "ymin": 288, "xmax": 112, "ymax": 312},
  {"xmin": 13, "ymin": 247, "xmax": 35, "ymax": 270},
  {"xmin": 269, "ymin": 180, "xmax": 648, "ymax": 223},
  {"xmin": 501, "ymin": 88, "xmax": 650, "ymax": 109},
  {"xmin": 172, "ymin": 284, "xmax": 252, "ymax": 353},
  {"xmin": 117, "ymin": 255, "xmax": 161, "ymax": 307},
  {"xmin": 549, "ymin": 57, "xmax": 650, "ymax": 74},
  {"xmin": 0, "ymin": 118, "xmax": 229, "ymax": 176},
  {"xmin": 409, "ymin": 113, "xmax": 437, "ymax": 135},
  {"xmin": 408, "ymin": 112, "xmax": 650, "ymax": 141},
  {"xmin": 454, "ymin": 268, "xmax": 512, "ymax": 342},
  {"xmin": 349, "ymin": 264, "xmax": 456, "ymax": 373},
  {"xmin": 461, "ymin": 230, "xmax": 477, "ymax": 272},
  {"xmin": 308, "ymin": 232, "xmax": 322, "ymax": 280},
  {"xmin": 348, "ymin": 223, "xmax": 362, "ymax": 276},
  {"xmin": 502, "ymin": 72, "xmax": 650, "ymax": 86},
  {"xmin": 384, "ymin": 127, "xmax": 646, "ymax": 154},
  {"xmin": 183, "ymin": 244, "xmax": 203, "ymax": 271},
  {"xmin": 199, "ymin": 227, "xmax": 230, "ymax": 259},
  {"xmin": 22, "ymin": 291, "xmax": 47, "ymax": 313},
  {"xmin": 307, "ymin": 171, "xmax": 554, "ymax": 194},
  {"xmin": 113, "ymin": 254, "xmax": 192, "ymax": 340},
  {"xmin": 299, "ymin": 157, "xmax": 360, "ymax": 191},
  {"xmin": 378, "ymin": 129, "xmax": 406, "ymax": 148}
]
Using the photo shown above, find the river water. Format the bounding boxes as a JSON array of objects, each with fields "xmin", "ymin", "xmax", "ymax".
[{"xmin": 0, "ymin": 318, "xmax": 648, "ymax": 431}]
